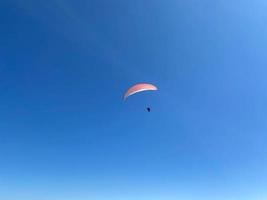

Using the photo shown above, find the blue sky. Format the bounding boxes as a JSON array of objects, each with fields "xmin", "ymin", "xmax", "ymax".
[{"xmin": 1, "ymin": 0, "xmax": 267, "ymax": 199}]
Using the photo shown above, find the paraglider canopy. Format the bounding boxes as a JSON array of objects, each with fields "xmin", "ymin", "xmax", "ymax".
[{"xmin": 123, "ymin": 83, "xmax": 158, "ymax": 100}]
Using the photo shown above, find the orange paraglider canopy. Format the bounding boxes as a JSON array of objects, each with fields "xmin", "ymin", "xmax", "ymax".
[{"xmin": 124, "ymin": 83, "xmax": 158, "ymax": 100}]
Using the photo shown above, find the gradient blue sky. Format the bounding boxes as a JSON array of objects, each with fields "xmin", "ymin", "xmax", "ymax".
[{"xmin": 1, "ymin": 0, "xmax": 267, "ymax": 199}]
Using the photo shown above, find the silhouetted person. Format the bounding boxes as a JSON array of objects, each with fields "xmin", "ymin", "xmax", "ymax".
[{"xmin": 147, "ymin": 107, "xmax": 151, "ymax": 112}]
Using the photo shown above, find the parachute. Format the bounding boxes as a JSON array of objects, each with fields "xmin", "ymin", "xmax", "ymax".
[{"xmin": 124, "ymin": 83, "xmax": 158, "ymax": 100}]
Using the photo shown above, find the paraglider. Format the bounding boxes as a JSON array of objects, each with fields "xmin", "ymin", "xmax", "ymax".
[{"xmin": 124, "ymin": 83, "xmax": 158, "ymax": 112}]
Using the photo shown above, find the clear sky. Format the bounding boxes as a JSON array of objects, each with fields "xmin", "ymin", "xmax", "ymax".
[{"xmin": 1, "ymin": 0, "xmax": 267, "ymax": 199}]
